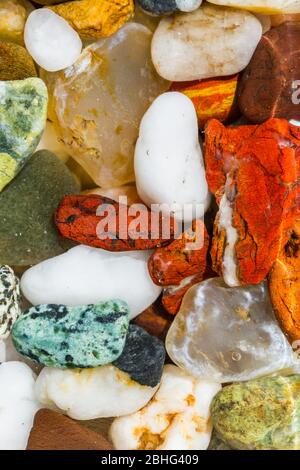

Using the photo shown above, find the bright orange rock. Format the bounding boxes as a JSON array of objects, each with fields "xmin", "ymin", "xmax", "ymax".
[
  {"xmin": 148, "ymin": 220, "xmax": 209, "ymax": 287},
  {"xmin": 205, "ymin": 118, "xmax": 300, "ymax": 286},
  {"xmin": 170, "ymin": 75, "xmax": 239, "ymax": 129}
]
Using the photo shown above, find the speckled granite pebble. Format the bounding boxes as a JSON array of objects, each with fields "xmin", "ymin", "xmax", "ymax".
[
  {"xmin": 0, "ymin": 265, "xmax": 21, "ymax": 339},
  {"xmin": 113, "ymin": 325, "xmax": 165, "ymax": 387},
  {"xmin": 12, "ymin": 300, "xmax": 129, "ymax": 368},
  {"xmin": 0, "ymin": 150, "xmax": 79, "ymax": 266}
]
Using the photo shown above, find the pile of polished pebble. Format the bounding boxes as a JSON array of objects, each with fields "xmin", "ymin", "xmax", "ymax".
[{"xmin": 1, "ymin": 0, "xmax": 300, "ymax": 452}]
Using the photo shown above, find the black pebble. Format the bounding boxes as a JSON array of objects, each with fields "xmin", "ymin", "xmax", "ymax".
[
  {"xmin": 137, "ymin": 0, "xmax": 179, "ymax": 15},
  {"xmin": 113, "ymin": 325, "xmax": 165, "ymax": 387}
]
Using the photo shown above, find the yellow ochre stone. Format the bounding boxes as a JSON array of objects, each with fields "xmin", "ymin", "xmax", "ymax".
[{"xmin": 49, "ymin": 0, "xmax": 135, "ymax": 40}]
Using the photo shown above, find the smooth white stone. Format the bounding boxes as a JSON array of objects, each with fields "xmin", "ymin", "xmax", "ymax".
[
  {"xmin": 176, "ymin": 0, "xmax": 203, "ymax": 11},
  {"xmin": 0, "ymin": 361, "xmax": 40, "ymax": 450},
  {"xmin": 21, "ymin": 245, "xmax": 162, "ymax": 319},
  {"xmin": 24, "ymin": 9, "xmax": 82, "ymax": 72},
  {"xmin": 134, "ymin": 92, "xmax": 209, "ymax": 222},
  {"xmin": 110, "ymin": 365, "xmax": 221, "ymax": 450},
  {"xmin": 166, "ymin": 278, "xmax": 300, "ymax": 383},
  {"xmin": 207, "ymin": 0, "xmax": 300, "ymax": 13},
  {"xmin": 151, "ymin": 4, "xmax": 262, "ymax": 81},
  {"xmin": 35, "ymin": 365, "xmax": 158, "ymax": 420}
]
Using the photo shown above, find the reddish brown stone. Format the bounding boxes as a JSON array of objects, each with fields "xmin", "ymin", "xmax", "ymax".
[
  {"xmin": 133, "ymin": 300, "xmax": 173, "ymax": 341},
  {"xmin": 148, "ymin": 220, "xmax": 209, "ymax": 287},
  {"xmin": 238, "ymin": 23, "xmax": 300, "ymax": 123},
  {"xmin": 27, "ymin": 409, "xmax": 113, "ymax": 450}
]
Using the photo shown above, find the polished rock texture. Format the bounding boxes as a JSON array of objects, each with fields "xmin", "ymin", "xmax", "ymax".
[
  {"xmin": 0, "ymin": 361, "xmax": 41, "ymax": 450},
  {"xmin": 0, "ymin": 41, "xmax": 36, "ymax": 80},
  {"xmin": 166, "ymin": 278, "xmax": 300, "ymax": 383},
  {"xmin": 151, "ymin": 4, "xmax": 262, "ymax": 81},
  {"xmin": 27, "ymin": 409, "xmax": 113, "ymax": 450},
  {"xmin": 0, "ymin": 0, "xmax": 33, "ymax": 44},
  {"xmin": 0, "ymin": 266, "xmax": 21, "ymax": 339},
  {"xmin": 113, "ymin": 325, "xmax": 165, "ymax": 387},
  {"xmin": 212, "ymin": 375, "xmax": 300, "ymax": 450},
  {"xmin": 110, "ymin": 365, "xmax": 221, "ymax": 450},
  {"xmin": 21, "ymin": 245, "xmax": 161, "ymax": 319},
  {"xmin": 24, "ymin": 9, "xmax": 82, "ymax": 72},
  {"xmin": 12, "ymin": 300, "xmax": 129, "ymax": 368},
  {"xmin": 238, "ymin": 22, "xmax": 300, "ymax": 123},
  {"xmin": 137, "ymin": 0, "xmax": 202, "ymax": 15},
  {"xmin": 134, "ymin": 92, "xmax": 209, "ymax": 222},
  {"xmin": 0, "ymin": 150, "xmax": 79, "ymax": 266},
  {"xmin": 0, "ymin": 78, "xmax": 47, "ymax": 191},
  {"xmin": 53, "ymin": 23, "xmax": 169, "ymax": 188},
  {"xmin": 35, "ymin": 364, "xmax": 159, "ymax": 419},
  {"xmin": 49, "ymin": 0, "xmax": 134, "ymax": 40}
]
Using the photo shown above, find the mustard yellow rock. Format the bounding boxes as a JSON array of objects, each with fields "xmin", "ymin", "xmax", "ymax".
[{"xmin": 49, "ymin": 0, "xmax": 134, "ymax": 40}]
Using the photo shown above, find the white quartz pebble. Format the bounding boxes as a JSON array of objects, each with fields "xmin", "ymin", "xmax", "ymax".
[
  {"xmin": 35, "ymin": 365, "xmax": 158, "ymax": 420},
  {"xmin": 0, "ymin": 362, "xmax": 40, "ymax": 450},
  {"xmin": 24, "ymin": 9, "xmax": 82, "ymax": 72},
  {"xmin": 134, "ymin": 92, "xmax": 209, "ymax": 222},
  {"xmin": 110, "ymin": 365, "xmax": 221, "ymax": 450},
  {"xmin": 21, "ymin": 245, "xmax": 162, "ymax": 319},
  {"xmin": 166, "ymin": 278, "xmax": 300, "ymax": 383},
  {"xmin": 151, "ymin": 4, "xmax": 262, "ymax": 81}
]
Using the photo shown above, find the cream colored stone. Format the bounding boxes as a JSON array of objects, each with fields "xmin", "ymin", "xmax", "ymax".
[
  {"xmin": 0, "ymin": 0, "xmax": 33, "ymax": 44},
  {"xmin": 53, "ymin": 23, "xmax": 169, "ymax": 188},
  {"xmin": 35, "ymin": 365, "xmax": 158, "ymax": 420},
  {"xmin": 110, "ymin": 365, "xmax": 221, "ymax": 450},
  {"xmin": 151, "ymin": 4, "xmax": 262, "ymax": 81}
]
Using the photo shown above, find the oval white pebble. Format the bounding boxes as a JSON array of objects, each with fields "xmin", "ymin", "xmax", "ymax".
[
  {"xmin": 0, "ymin": 361, "xmax": 40, "ymax": 450},
  {"xmin": 35, "ymin": 365, "xmax": 158, "ymax": 420},
  {"xmin": 110, "ymin": 365, "xmax": 221, "ymax": 450},
  {"xmin": 151, "ymin": 4, "xmax": 262, "ymax": 81},
  {"xmin": 21, "ymin": 245, "xmax": 162, "ymax": 319},
  {"xmin": 24, "ymin": 9, "xmax": 82, "ymax": 72},
  {"xmin": 134, "ymin": 92, "xmax": 210, "ymax": 222}
]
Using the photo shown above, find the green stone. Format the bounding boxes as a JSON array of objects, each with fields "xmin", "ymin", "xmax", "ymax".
[
  {"xmin": 12, "ymin": 300, "xmax": 130, "ymax": 368},
  {"xmin": 208, "ymin": 431, "xmax": 233, "ymax": 451},
  {"xmin": 0, "ymin": 150, "xmax": 79, "ymax": 266},
  {"xmin": 211, "ymin": 375, "xmax": 300, "ymax": 450},
  {"xmin": 0, "ymin": 78, "xmax": 48, "ymax": 191}
]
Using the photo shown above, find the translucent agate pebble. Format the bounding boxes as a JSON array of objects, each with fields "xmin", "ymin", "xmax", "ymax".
[{"xmin": 166, "ymin": 278, "xmax": 300, "ymax": 383}]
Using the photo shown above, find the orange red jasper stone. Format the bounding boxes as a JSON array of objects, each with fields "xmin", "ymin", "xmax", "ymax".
[
  {"xmin": 55, "ymin": 194, "xmax": 177, "ymax": 251},
  {"xmin": 148, "ymin": 220, "xmax": 209, "ymax": 287},
  {"xmin": 204, "ymin": 118, "xmax": 300, "ymax": 286},
  {"xmin": 170, "ymin": 74, "xmax": 239, "ymax": 128}
]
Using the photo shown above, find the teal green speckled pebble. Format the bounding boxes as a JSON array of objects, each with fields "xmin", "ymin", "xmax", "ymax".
[
  {"xmin": 0, "ymin": 78, "xmax": 48, "ymax": 191},
  {"xmin": 12, "ymin": 300, "xmax": 129, "ymax": 368}
]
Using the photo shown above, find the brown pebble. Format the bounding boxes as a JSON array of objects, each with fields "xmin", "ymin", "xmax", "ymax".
[
  {"xmin": 133, "ymin": 299, "xmax": 173, "ymax": 341},
  {"xmin": 0, "ymin": 41, "xmax": 36, "ymax": 80},
  {"xmin": 238, "ymin": 22, "xmax": 300, "ymax": 123},
  {"xmin": 26, "ymin": 409, "xmax": 113, "ymax": 450}
]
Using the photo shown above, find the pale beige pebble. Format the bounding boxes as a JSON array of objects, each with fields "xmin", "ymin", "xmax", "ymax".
[
  {"xmin": 37, "ymin": 121, "xmax": 70, "ymax": 163},
  {"xmin": 53, "ymin": 22, "xmax": 169, "ymax": 188},
  {"xmin": 207, "ymin": 0, "xmax": 300, "ymax": 13},
  {"xmin": 110, "ymin": 365, "xmax": 221, "ymax": 450},
  {"xmin": 0, "ymin": 0, "xmax": 34, "ymax": 45},
  {"xmin": 35, "ymin": 365, "xmax": 159, "ymax": 420},
  {"xmin": 83, "ymin": 185, "xmax": 141, "ymax": 205},
  {"xmin": 151, "ymin": 4, "xmax": 262, "ymax": 82},
  {"xmin": 39, "ymin": 68, "xmax": 63, "ymax": 122}
]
